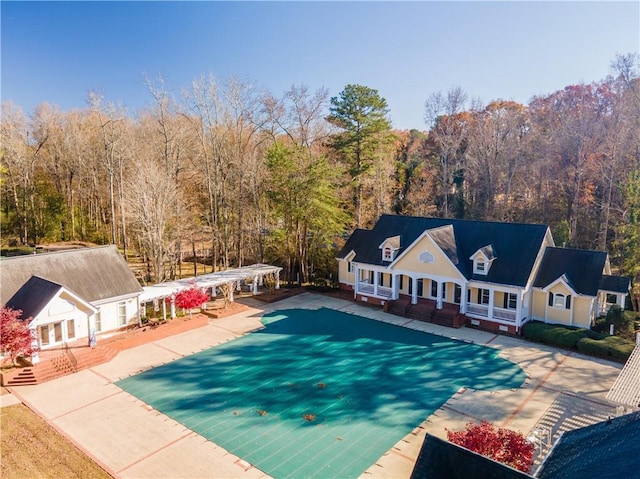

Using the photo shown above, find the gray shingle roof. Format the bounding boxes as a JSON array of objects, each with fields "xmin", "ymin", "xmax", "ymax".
[
  {"xmin": 533, "ymin": 247, "xmax": 608, "ymax": 296},
  {"xmin": 0, "ymin": 245, "xmax": 142, "ymax": 305},
  {"xmin": 536, "ymin": 411, "xmax": 640, "ymax": 479},
  {"xmin": 5, "ymin": 276, "xmax": 63, "ymax": 320},
  {"xmin": 410, "ymin": 433, "xmax": 534, "ymax": 479},
  {"xmin": 337, "ymin": 215, "xmax": 549, "ymax": 287},
  {"xmin": 599, "ymin": 275, "xmax": 631, "ymax": 294}
]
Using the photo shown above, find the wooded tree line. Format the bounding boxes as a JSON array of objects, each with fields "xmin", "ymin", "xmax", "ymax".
[{"xmin": 1, "ymin": 54, "xmax": 639, "ymax": 292}]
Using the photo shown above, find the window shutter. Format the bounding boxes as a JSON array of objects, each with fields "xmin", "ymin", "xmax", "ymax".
[
  {"xmin": 477, "ymin": 289, "xmax": 481, "ymax": 303},
  {"xmin": 565, "ymin": 295, "xmax": 571, "ymax": 309},
  {"xmin": 503, "ymin": 294, "xmax": 508, "ymax": 309},
  {"xmin": 548, "ymin": 292, "xmax": 553, "ymax": 307}
]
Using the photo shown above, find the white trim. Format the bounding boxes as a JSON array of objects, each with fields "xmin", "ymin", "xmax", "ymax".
[{"xmin": 540, "ymin": 274, "xmax": 579, "ymax": 296}]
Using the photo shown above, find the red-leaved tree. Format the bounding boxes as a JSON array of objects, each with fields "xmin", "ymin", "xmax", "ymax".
[
  {"xmin": 174, "ymin": 283, "xmax": 209, "ymax": 319},
  {"xmin": 1, "ymin": 307, "xmax": 38, "ymax": 366},
  {"xmin": 447, "ymin": 421, "xmax": 534, "ymax": 473}
]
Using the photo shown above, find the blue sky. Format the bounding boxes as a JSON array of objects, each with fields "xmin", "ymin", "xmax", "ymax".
[{"xmin": 2, "ymin": 1, "xmax": 639, "ymax": 130}]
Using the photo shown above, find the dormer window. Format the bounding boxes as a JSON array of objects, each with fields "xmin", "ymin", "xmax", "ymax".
[
  {"xmin": 379, "ymin": 235, "xmax": 400, "ymax": 262},
  {"xmin": 471, "ymin": 244, "xmax": 496, "ymax": 275}
]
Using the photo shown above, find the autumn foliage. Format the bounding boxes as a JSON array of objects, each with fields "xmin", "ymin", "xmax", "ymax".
[
  {"xmin": 174, "ymin": 283, "xmax": 209, "ymax": 318},
  {"xmin": 1, "ymin": 307, "xmax": 38, "ymax": 365},
  {"xmin": 447, "ymin": 421, "xmax": 534, "ymax": 473}
]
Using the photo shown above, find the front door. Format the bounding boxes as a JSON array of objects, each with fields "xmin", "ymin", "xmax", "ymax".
[{"xmin": 39, "ymin": 321, "xmax": 64, "ymax": 348}]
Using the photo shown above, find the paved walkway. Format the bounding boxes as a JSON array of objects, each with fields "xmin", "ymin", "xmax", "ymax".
[{"xmin": 6, "ymin": 294, "xmax": 623, "ymax": 478}]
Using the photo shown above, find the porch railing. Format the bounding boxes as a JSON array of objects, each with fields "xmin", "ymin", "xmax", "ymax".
[
  {"xmin": 63, "ymin": 342, "xmax": 78, "ymax": 373},
  {"xmin": 377, "ymin": 286, "xmax": 393, "ymax": 298},
  {"xmin": 466, "ymin": 304, "xmax": 516, "ymax": 323},
  {"xmin": 493, "ymin": 307, "xmax": 517, "ymax": 323},
  {"xmin": 357, "ymin": 282, "xmax": 393, "ymax": 298},
  {"xmin": 467, "ymin": 303, "xmax": 489, "ymax": 317}
]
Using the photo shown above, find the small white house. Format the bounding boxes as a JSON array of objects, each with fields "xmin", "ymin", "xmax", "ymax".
[{"xmin": 1, "ymin": 246, "xmax": 142, "ymax": 350}]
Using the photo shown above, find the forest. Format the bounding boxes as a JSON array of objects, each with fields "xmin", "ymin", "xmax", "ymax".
[{"xmin": 1, "ymin": 54, "xmax": 639, "ymax": 298}]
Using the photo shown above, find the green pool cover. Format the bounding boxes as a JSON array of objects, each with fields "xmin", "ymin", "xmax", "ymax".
[{"xmin": 117, "ymin": 308, "xmax": 525, "ymax": 478}]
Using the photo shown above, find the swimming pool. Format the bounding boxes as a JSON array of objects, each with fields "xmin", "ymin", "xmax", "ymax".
[{"xmin": 117, "ymin": 307, "xmax": 526, "ymax": 478}]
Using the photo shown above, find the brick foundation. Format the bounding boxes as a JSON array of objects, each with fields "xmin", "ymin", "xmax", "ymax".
[{"xmin": 466, "ymin": 317, "xmax": 519, "ymax": 335}]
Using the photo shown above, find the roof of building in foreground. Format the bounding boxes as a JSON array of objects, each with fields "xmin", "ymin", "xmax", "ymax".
[{"xmin": 0, "ymin": 245, "xmax": 142, "ymax": 304}]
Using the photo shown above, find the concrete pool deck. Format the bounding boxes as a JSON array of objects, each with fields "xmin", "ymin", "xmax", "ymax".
[{"xmin": 7, "ymin": 293, "xmax": 623, "ymax": 478}]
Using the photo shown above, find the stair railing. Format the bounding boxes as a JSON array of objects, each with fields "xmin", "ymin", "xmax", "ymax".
[{"xmin": 63, "ymin": 342, "xmax": 78, "ymax": 373}]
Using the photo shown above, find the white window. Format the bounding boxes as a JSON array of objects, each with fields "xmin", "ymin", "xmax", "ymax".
[
  {"xmin": 383, "ymin": 247, "xmax": 393, "ymax": 261},
  {"xmin": 118, "ymin": 301, "xmax": 127, "ymax": 326},
  {"xmin": 480, "ymin": 289, "xmax": 490, "ymax": 305},
  {"xmin": 419, "ymin": 251, "xmax": 435, "ymax": 263},
  {"xmin": 67, "ymin": 319, "xmax": 75, "ymax": 339},
  {"xmin": 474, "ymin": 259, "xmax": 486, "ymax": 274},
  {"xmin": 549, "ymin": 292, "xmax": 571, "ymax": 310},
  {"xmin": 40, "ymin": 325, "xmax": 50, "ymax": 346},
  {"xmin": 94, "ymin": 311, "xmax": 102, "ymax": 332},
  {"xmin": 504, "ymin": 293, "xmax": 517, "ymax": 310}
]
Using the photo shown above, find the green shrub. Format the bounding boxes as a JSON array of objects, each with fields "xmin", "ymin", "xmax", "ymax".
[
  {"xmin": 522, "ymin": 322, "xmax": 549, "ymax": 342},
  {"xmin": 592, "ymin": 318, "xmax": 608, "ymax": 334},
  {"xmin": 577, "ymin": 336, "xmax": 635, "ymax": 361},
  {"xmin": 523, "ymin": 322, "xmax": 588, "ymax": 349},
  {"xmin": 525, "ymin": 321, "xmax": 634, "ymax": 362},
  {"xmin": 603, "ymin": 336, "xmax": 636, "ymax": 361},
  {"xmin": 576, "ymin": 338, "xmax": 609, "ymax": 358},
  {"xmin": 585, "ymin": 329, "xmax": 606, "ymax": 340}
]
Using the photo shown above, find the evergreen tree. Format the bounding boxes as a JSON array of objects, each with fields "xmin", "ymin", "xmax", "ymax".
[{"xmin": 327, "ymin": 84, "xmax": 392, "ymax": 228}]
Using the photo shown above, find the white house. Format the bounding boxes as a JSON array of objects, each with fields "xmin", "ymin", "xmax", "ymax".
[{"xmin": 1, "ymin": 246, "xmax": 142, "ymax": 349}]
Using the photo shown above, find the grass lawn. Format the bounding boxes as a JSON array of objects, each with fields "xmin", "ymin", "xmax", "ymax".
[{"xmin": 0, "ymin": 403, "xmax": 112, "ymax": 479}]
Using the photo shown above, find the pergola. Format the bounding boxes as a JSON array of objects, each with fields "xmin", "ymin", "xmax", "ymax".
[
  {"xmin": 606, "ymin": 338, "xmax": 640, "ymax": 411},
  {"xmin": 139, "ymin": 263, "xmax": 282, "ymax": 320}
]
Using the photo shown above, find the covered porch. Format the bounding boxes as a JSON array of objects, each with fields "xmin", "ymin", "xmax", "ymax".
[
  {"xmin": 139, "ymin": 264, "xmax": 282, "ymax": 321},
  {"xmin": 354, "ymin": 265, "xmax": 528, "ymax": 332}
]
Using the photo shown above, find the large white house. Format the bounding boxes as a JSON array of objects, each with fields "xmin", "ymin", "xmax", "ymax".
[
  {"xmin": 336, "ymin": 215, "xmax": 630, "ymax": 334},
  {"xmin": 1, "ymin": 246, "xmax": 142, "ymax": 350}
]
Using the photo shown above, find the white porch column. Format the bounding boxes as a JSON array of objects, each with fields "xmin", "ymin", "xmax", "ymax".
[
  {"xmin": 170, "ymin": 296, "xmax": 176, "ymax": 319},
  {"xmin": 436, "ymin": 281, "xmax": 443, "ymax": 309},
  {"xmin": 460, "ymin": 284, "xmax": 467, "ymax": 314},
  {"xmin": 162, "ymin": 298, "xmax": 167, "ymax": 321},
  {"xmin": 259, "ymin": 275, "xmax": 264, "ymax": 286},
  {"xmin": 488, "ymin": 289, "xmax": 495, "ymax": 319},
  {"xmin": 237, "ymin": 281, "xmax": 242, "ymax": 291},
  {"xmin": 374, "ymin": 271, "xmax": 379, "ymax": 296},
  {"xmin": 275, "ymin": 274, "xmax": 280, "ymax": 289},
  {"xmin": 229, "ymin": 283, "xmax": 234, "ymax": 302},
  {"xmin": 392, "ymin": 274, "xmax": 399, "ymax": 300},
  {"xmin": 253, "ymin": 277, "xmax": 258, "ymax": 294},
  {"xmin": 411, "ymin": 277, "xmax": 418, "ymax": 305},
  {"xmin": 516, "ymin": 292, "xmax": 523, "ymax": 327},
  {"xmin": 354, "ymin": 265, "xmax": 359, "ymax": 299}
]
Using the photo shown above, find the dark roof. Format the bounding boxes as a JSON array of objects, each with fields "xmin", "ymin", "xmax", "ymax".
[
  {"xmin": 5, "ymin": 276, "xmax": 63, "ymax": 320},
  {"xmin": 337, "ymin": 215, "xmax": 549, "ymax": 287},
  {"xmin": 537, "ymin": 411, "xmax": 640, "ymax": 479},
  {"xmin": 533, "ymin": 247, "xmax": 607, "ymax": 296},
  {"xmin": 410, "ymin": 433, "xmax": 533, "ymax": 479},
  {"xmin": 599, "ymin": 275, "xmax": 631, "ymax": 294},
  {"xmin": 0, "ymin": 245, "xmax": 142, "ymax": 305}
]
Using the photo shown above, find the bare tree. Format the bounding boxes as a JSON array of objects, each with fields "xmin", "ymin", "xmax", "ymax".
[{"xmin": 424, "ymin": 87, "xmax": 469, "ymax": 217}]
